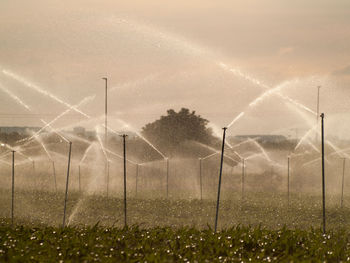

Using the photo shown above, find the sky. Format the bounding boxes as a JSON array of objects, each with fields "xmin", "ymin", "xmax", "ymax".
[{"xmin": 0, "ymin": 0, "xmax": 350, "ymax": 138}]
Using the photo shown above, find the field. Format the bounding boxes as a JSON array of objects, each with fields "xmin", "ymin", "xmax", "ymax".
[
  {"xmin": 1, "ymin": 224, "xmax": 350, "ymax": 262},
  {"xmin": 1, "ymin": 189, "xmax": 350, "ymax": 261}
]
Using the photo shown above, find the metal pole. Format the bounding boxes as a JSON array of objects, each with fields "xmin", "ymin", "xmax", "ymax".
[
  {"xmin": 102, "ymin": 77, "xmax": 108, "ymax": 146},
  {"xmin": 287, "ymin": 156, "xmax": 290, "ymax": 206},
  {"xmin": 242, "ymin": 158, "xmax": 245, "ymax": 202},
  {"xmin": 135, "ymin": 164, "xmax": 139, "ymax": 198},
  {"xmin": 341, "ymin": 158, "xmax": 346, "ymax": 208},
  {"xmin": 316, "ymin": 86, "xmax": 321, "ymax": 126},
  {"xmin": 103, "ymin": 77, "xmax": 108, "ymax": 198},
  {"xmin": 320, "ymin": 113, "xmax": 326, "ymax": 233},
  {"xmin": 316, "ymin": 86, "xmax": 321, "ymax": 141},
  {"xmin": 11, "ymin": 151, "xmax": 15, "ymax": 225},
  {"xmin": 199, "ymin": 158, "xmax": 202, "ymax": 200},
  {"xmin": 62, "ymin": 142, "xmax": 72, "ymax": 228},
  {"xmin": 121, "ymin": 134, "xmax": 128, "ymax": 227},
  {"xmin": 166, "ymin": 158, "xmax": 169, "ymax": 198},
  {"xmin": 214, "ymin": 127, "xmax": 227, "ymax": 232},
  {"xmin": 52, "ymin": 161, "xmax": 57, "ymax": 193},
  {"xmin": 78, "ymin": 165, "xmax": 81, "ymax": 193}
]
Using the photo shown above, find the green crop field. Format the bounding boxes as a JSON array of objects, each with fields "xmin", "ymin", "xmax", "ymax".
[
  {"xmin": 1, "ymin": 224, "xmax": 350, "ymax": 262},
  {"xmin": 1, "ymin": 189, "xmax": 350, "ymax": 261}
]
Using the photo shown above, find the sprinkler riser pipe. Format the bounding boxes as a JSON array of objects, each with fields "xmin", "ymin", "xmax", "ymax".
[
  {"xmin": 214, "ymin": 127, "xmax": 227, "ymax": 232},
  {"xmin": 11, "ymin": 151, "xmax": 15, "ymax": 225},
  {"xmin": 62, "ymin": 142, "xmax": 72, "ymax": 228},
  {"xmin": 320, "ymin": 113, "xmax": 326, "ymax": 233}
]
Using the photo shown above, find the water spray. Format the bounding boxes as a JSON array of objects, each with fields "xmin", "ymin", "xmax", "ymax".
[
  {"xmin": 95, "ymin": 127, "xmax": 111, "ymax": 197},
  {"xmin": 2, "ymin": 69, "xmax": 91, "ymax": 118},
  {"xmin": 0, "ymin": 82, "xmax": 31, "ymax": 111},
  {"xmin": 20, "ymin": 96, "xmax": 94, "ymax": 145},
  {"xmin": 62, "ymin": 141, "xmax": 72, "ymax": 228},
  {"xmin": 109, "ymin": 118, "xmax": 167, "ymax": 159},
  {"xmin": 214, "ymin": 127, "xmax": 227, "ymax": 232}
]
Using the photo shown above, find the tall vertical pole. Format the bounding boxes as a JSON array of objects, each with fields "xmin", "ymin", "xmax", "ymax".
[
  {"xmin": 199, "ymin": 158, "xmax": 202, "ymax": 200},
  {"xmin": 102, "ymin": 77, "xmax": 108, "ymax": 147},
  {"xmin": 121, "ymin": 134, "xmax": 128, "ymax": 227},
  {"xmin": 316, "ymin": 86, "xmax": 321, "ymax": 141},
  {"xmin": 103, "ymin": 77, "xmax": 108, "ymax": 198},
  {"xmin": 241, "ymin": 158, "xmax": 245, "ymax": 202},
  {"xmin": 166, "ymin": 158, "xmax": 169, "ymax": 198},
  {"xmin": 11, "ymin": 151, "xmax": 15, "ymax": 226},
  {"xmin": 287, "ymin": 156, "xmax": 290, "ymax": 206},
  {"xmin": 62, "ymin": 142, "xmax": 72, "ymax": 228},
  {"xmin": 341, "ymin": 158, "xmax": 346, "ymax": 208},
  {"xmin": 135, "ymin": 164, "xmax": 139, "ymax": 198},
  {"xmin": 320, "ymin": 113, "xmax": 326, "ymax": 233},
  {"xmin": 214, "ymin": 127, "xmax": 227, "ymax": 232},
  {"xmin": 52, "ymin": 161, "xmax": 57, "ymax": 193},
  {"xmin": 78, "ymin": 165, "xmax": 81, "ymax": 193}
]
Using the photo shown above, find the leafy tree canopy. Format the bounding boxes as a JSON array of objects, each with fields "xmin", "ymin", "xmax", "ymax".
[{"xmin": 141, "ymin": 108, "xmax": 217, "ymax": 155}]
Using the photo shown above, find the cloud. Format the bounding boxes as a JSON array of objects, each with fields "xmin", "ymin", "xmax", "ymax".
[{"xmin": 333, "ymin": 65, "xmax": 350, "ymax": 75}]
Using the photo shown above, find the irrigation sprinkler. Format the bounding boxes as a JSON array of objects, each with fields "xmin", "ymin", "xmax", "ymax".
[
  {"xmin": 199, "ymin": 158, "xmax": 202, "ymax": 200},
  {"xmin": 135, "ymin": 163, "xmax": 139, "ymax": 198},
  {"xmin": 52, "ymin": 161, "xmax": 57, "ymax": 193},
  {"xmin": 287, "ymin": 156, "xmax": 290, "ymax": 206},
  {"xmin": 320, "ymin": 113, "xmax": 326, "ymax": 233},
  {"xmin": 341, "ymin": 158, "xmax": 346, "ymax": 208},
  {"xmin": 120, "ymin": 134, "xmax": 128, "ymax": 227},
  {"xmin": 214, "ymin": 127, "xmax": 227, "ymax": 232},
  {"xmin": 11, "ymin": 151, "xmax": 15, "ymax": 225},
  {"xmin": 166, "ymin": 158, "xmax": 169, "ymax": 198},
  {"xmin": 241, "ymin": 158, "xmax": 245, "ymax": 202},
  {"xmin": 62, "ymin": 141, "xmax": 72, "ymax": 228}
]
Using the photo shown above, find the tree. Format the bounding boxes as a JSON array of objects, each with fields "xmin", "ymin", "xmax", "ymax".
[{"xmin": 141, "ymin": 108, "xmax": 217, "ymax": 155}]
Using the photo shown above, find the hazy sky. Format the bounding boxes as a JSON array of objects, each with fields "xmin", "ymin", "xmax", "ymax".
[{"xmin": 0, "ymin": 0, "xmax": 350, "ymax": 137}]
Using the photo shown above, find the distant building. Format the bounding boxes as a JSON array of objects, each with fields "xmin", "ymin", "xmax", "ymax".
[{"xmin": 0, "ymin": 126, "xmax": 41, "ymax": 135}]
